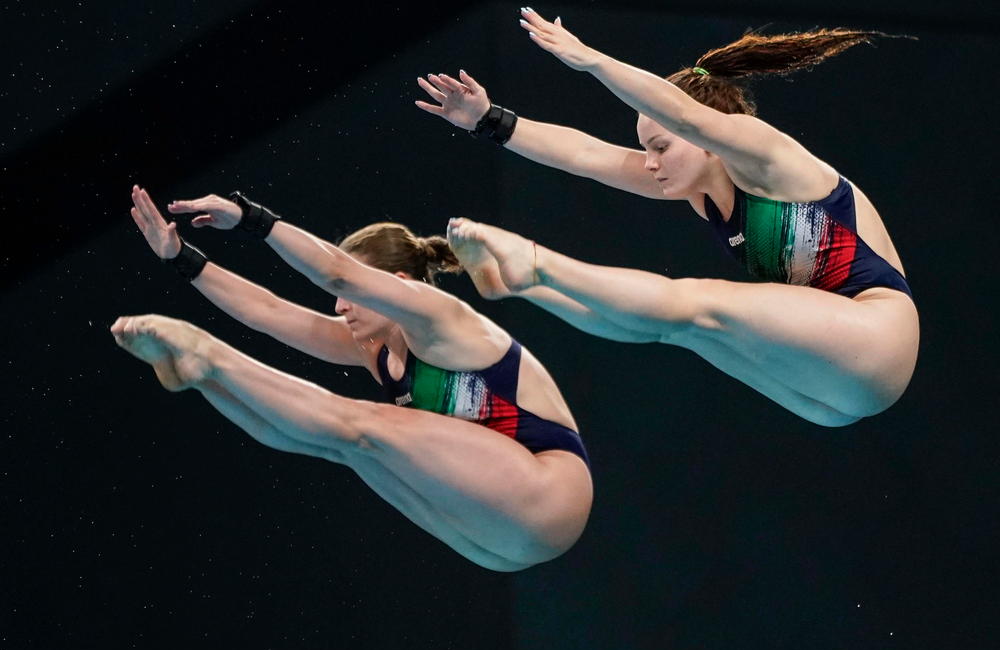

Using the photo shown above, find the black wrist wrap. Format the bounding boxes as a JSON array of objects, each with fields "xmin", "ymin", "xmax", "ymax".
[
  {"xmin": 470, "ymin": 104, "xmax": 518, "ymax": 145},
  {"xmin": 164, "ymin": 239, "xmax": 208, "ymax": 281},
  {"xmin": 229, "ymin": 190, "xmax": 281, "ymax": 238}
]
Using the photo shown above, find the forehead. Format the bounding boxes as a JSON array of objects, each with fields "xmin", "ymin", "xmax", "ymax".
[{"xmin": 635, "ymin": 114, "xmax": 671, "ymax": 142}]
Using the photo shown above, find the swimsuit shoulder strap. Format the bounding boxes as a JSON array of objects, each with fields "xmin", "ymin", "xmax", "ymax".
[
  {"xmin": 476, "ymin": 338, "xmax": 521, "ymax": 402},
  {"xmin": 376, "ymin": 344, "xmax": 392, "ymax": 385},
  {"xmin": 815, "ymin": 176, "xmax": 857, "ymax": 230}
]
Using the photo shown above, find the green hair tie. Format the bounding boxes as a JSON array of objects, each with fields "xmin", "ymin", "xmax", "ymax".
[{"xmin": 692, "ymin": 66, "xmax": 710, "ymax": 76}]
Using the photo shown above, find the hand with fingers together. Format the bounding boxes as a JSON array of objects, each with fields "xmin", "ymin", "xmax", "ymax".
[
  {"xmin": 415, "ymin": 70, "xmax": 491, "ymax": 130},
  {"xmin": 519, "ymin": 7, "xmax": 602, "ymax": 71},
  {"xmin": 167, "ymin": 193, "xmax": 243, "ymax": 230},
  {"xmin": 130, "ymin": 184, "xmax": 182, "ymax": 259}
]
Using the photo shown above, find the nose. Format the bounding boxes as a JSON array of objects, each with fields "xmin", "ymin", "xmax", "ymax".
[
  {"xmin": 335, "ymin": 297, "xmax": 351, "ymax": 315},
  {"xmin": 644, "ymin": 150, "xmax": 659, "ymax": 172}
]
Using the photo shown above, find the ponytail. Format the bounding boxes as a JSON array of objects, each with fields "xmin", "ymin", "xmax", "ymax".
[
  {"xmin": 340, "ymin": 222, "xmax": 464, "ymax": 285},
  {"xmin": 420, "ymin": 235, "xmax": 463, "ymax": 278},
  {"xmin": 667, "ymin": 28, "xmax": 913, "ymax": 115}
]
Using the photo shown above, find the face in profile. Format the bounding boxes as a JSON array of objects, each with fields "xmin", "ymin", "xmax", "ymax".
[
  {"xmin": 334, "ymin": 253, "xmax": 410, "ymax": 345},
  {"xmin": 636, "ymin": 114, "xmax": 713, "ymax": 199}
]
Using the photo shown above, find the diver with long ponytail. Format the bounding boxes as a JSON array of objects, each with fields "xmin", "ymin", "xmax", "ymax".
[{"xmin": 417, "ymin": 8, "xmax": 917, "ymax": 427}]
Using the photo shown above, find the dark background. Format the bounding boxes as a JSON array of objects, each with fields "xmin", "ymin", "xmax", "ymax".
[{"xmin": 2, "ymin": 1, "xmax": 997, "ymax": 648}]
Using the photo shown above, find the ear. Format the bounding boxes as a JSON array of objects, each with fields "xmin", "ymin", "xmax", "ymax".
[{"xmin": 394, "ymin": 271, "xmax": 414, "ymax": 280}]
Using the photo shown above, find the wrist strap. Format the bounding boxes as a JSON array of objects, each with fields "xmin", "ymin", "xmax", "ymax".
[
  {"xmin": 229, "ymin": 190, "xmax": 281, "ymax": 238},
  {"xmin": 469, "ymin": 104, "xmax": 518, "ymax": 145},
  {"xmin": 163, "ymin": 239, "xmax": 208, "ymax": 281}
]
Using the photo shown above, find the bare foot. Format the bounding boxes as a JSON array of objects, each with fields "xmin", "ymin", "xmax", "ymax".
[
  {"xmin": 447, "ymin": 218, "xmax": 511, "ymax": 299},
  {"xmin": 446, "ymin": 218, "xmax": 537, "ymax": 292},
  {"xmin": 111, "ymin": 315, "xmax": 214, "ymax": 391}
]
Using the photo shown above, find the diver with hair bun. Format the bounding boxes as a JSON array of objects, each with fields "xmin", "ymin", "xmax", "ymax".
[
  {"xmin": 418, "ymin": 8, "xmax": 918, "ymax": 427},
  {"xmin": 113, "ymin": 185, "xmax": 591, "ymax": 572}
]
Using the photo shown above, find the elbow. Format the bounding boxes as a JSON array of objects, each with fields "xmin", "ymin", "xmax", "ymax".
[
  {"xmin": 319, "ymin": 274, "xmax": 352, "ymax": 298},
  {"xmin": 315, "ymin": 261, "xmax": 352, "ymax": 294},
  {"xmin": 670, "ymin": 109, "xmax": 703, "ymax": 139}
]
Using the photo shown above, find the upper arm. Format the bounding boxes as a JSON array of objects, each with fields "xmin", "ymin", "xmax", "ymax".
[
  {"xmin": 324, "ymin": 256, "xmax": 472, "ymax": 346},
  {"xmin": 252, "ymin": 296, "xmax": 364, "ymax": 366},
  {"xmin": 677, "ymin": 109, "xmax": 839, "ymax": 201},
  {"xmin": 575, "ymin": 142, "xmax": 670, "ymax": 200}
]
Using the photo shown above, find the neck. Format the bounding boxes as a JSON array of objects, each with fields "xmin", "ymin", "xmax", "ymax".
[
  {"xmin": 380, "ymin": 325, "xmax": 408, "ymax": 359},
  {"xmin": 686, "ymin": 163, "xmax": 735, "ymax": 219},
  {"xmin": 353, "ymin": 323, "xmax": 404, "ymax": 358}
]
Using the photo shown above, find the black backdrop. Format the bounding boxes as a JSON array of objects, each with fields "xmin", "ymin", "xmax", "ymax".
[{"xmin": 2, "ymin": 1, "xmax": 998, "ymax": 648}]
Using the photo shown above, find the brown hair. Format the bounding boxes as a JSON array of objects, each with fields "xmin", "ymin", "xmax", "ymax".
[
  {"xmin": 667, "ymin": 28, "xmax": 910, "ymax": 116},
  {"xmin": 339, "ymin": 222, "xmax": 463, "ymax": 284}
]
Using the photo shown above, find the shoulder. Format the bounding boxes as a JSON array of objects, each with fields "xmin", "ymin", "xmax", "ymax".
[
  {"xmin": 727, "ymin": 152, "xmax": 841, "ymax": 203},
  {"xmin": 403, "ymin": 306, "xmax": 512, "ymax": 372}
]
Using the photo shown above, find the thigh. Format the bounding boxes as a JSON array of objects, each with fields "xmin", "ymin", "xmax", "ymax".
[
  {"xmin": 347, "ymin": 454, "xmax": 531, "ymax": 571},
  {"xmin": 679, "ymin": 281, "xmax": 919, "ymax": 417},
  {"xmin": 683, "ymin": 331, "xmax": 861, "ymax": 427},
  {"xmin": 200, "ymin": 380, "xmax": 530, "ymax": 570},
  {"xmin": 354, "ymin": 405, "xmax": 593, "ymax": 565}
]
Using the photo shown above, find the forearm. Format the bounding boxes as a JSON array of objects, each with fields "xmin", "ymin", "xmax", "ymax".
[
  {"xmin": 505, "ymin": 118, "xmax": 604, "ymax": 176},
  {"xmin": 191, "ymin": 263, "xmax": 282, "ymax": 331},
  {"xmin": 504, "ymin": 118, "xmax": 661, "ymax": 197},
  {"xmin": 191, "ymin": 253, "xmax": 361, "ymax": 366},
  {"xmin": 587, "ymin": 54, "xmax": 699, "ymax": 134}
]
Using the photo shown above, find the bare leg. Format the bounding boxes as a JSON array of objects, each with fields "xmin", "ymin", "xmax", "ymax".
[
  {"xmin": 681, "ymin": 332, "xmax": 861, "ymax": 427},
  {"xmin": 111, "ymin": 315, "xmax": 592, "ymax": 567},
  {"xmin": 448, "ymin": 217, "xmax": 658, "ymax": 343},
  {"xmin": 455, "ymin": 221, "xmax": 918, "ymax": 419},
  {"xmin": 197, "ymin": 379, "xmax": 526, "ymax": 570}
]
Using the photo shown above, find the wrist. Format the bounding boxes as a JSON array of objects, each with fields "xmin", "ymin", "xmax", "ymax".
[
  {"xmin": 584, "ymin": 51, "xmax": 612, "ymax": 74},
  {"xmin": 229, "ymin": 191, "xmax": 282, "ymax": 238},
  {"xmin": 469, "ymin": 104, "xmax": 518, "ymax": 145},
  {"xmin": 163, "ymin": 239, "xmax": 208, "ymax": 281}
]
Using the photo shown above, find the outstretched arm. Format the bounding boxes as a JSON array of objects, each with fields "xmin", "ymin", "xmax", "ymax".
[
  {"xmin": 520, "ymin": 9, "xmax": 837, "ymax": 200},
  {"xmin": 416, "ymin": 71, "xmax": 665, "ymax": 199},
  {"xmin": 130, "ymin": 186, "xmax": 362, "ymax": 366},
  {"xmin": 167, "ymin": 191, "xmax": 488, "ymax": 357},
  {"xmin": 265, "ymin": 221, "xmax": 487, "ymax": 351}
]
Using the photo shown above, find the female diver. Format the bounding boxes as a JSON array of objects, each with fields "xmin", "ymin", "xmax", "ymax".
[
  {"xmin": 111, "ymin": 185, "xmax": 592, "ymax": 572},
  {"xmin": 417, "ymin": 8, "xmax": 918, "ymax": 427}
]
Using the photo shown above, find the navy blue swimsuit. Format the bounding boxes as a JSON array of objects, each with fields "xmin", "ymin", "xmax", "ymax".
[
  {"xmin": 377, "ymin": 339, "xmax": 590, "ymax": 468},
  {"xmin": 703, "ymin": 177, "xmax": 912, "ymax": 299}
]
